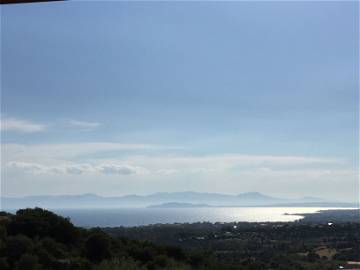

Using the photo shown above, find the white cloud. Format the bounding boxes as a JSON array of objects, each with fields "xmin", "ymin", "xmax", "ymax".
[
  {"xmin": 123, "ymin": 154, "xmax": 343, "ymax": 173},
  {"xmin": 3, "ymin": 142, "xmax": 342, "ymax": 173},
  {"xmin": 7, "ymin": 162, "xmax": 48, "ymax": 174},
  {"xmin": 155, "ymin": 169, "xmax": 180, "ymax": 175},
  {"xmin": 68, "ymin": 120, "xmax": 101, "ymax": 129},
  {"xmin": 2, "ymin": 141, "xmax": 350, "ymax": 197},
  {"xmin": 3, "ymin": 152, "xmax": 356, "ymax": 201},
  {"xmin": 64, "ymin": 164, "xmax": 95, "ymax": 175},
  {"xmin": 97, "ymin": 164, "xmax": 146, "ymax": 175},
  {"xmin": 235, "ymin": 167, "xmax": 355, "ymax": 180},
  {"xmin": 3, "ymin": 142, "xmax": 175, "ymax": 162},
  {"xmin": 1, "ymin": 118, "xmax": 46, "ymax": 133},
  {"xmin": 6, "ymin": 162, "xmax": 145, "ymax": 176}
]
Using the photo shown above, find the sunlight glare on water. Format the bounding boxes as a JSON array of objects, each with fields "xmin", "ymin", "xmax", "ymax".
[{"xmin": 223, "ymin": 207, "xmax": 327, "ymax": 222}]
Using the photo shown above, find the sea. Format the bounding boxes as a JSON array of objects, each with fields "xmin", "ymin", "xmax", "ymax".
[{"xmin": 45, "ymin": 207, "xmax": 349, "ymax": 228}]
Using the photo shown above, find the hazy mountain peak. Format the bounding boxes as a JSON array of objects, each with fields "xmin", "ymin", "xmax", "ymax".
[
  {"xmin": 81, "ymin": 193, "xmax": 100, "ymax": 198},
  {"xmin": 239, "ymin": 192, "xmax": 265, "ymax": 196},
  {"xmin": 237, "ymin": 192, "xmax": 276, "ymax": 199},
  {"xmin": 2, "ymin": 191, "xmax": 347, "ymax": 210}
]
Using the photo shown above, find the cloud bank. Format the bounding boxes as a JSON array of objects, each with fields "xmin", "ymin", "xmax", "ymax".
[
  {"xmin": 1, "ymin": 118, "xmax": 46, "ymax": 133},
  {"xmin": 7, "ymin": 162, "xmax": 146, "ymax": 176},
  {"xmin": 2, "ymin": 142, "xmax": 355, "ymax": 201}
]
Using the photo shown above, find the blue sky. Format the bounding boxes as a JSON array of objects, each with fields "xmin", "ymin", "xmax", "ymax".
[{"xmin": 1, "ymin": 1, "xmax": 358, "ymax": 201}]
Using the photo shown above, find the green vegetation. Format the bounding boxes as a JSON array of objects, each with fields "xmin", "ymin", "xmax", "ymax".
[
  {"xmin": 105, "ymin": 212, "xmax": 360, "ymax": 270},
  {"xmin": 0, "ymin": 208, "xmax": 220, "ymax": 270},
  {"xmin": 0, "ymin": 208, "xmax": 359, "ymax": 269}
]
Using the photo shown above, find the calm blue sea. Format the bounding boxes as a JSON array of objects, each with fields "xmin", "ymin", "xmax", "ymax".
[{"xmin": 44, "ymin": 207, "xmax": 342, "ymax": 227}]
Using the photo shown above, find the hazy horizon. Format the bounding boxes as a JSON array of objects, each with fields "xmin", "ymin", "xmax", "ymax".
[
  {"xmin": 1, "ymin": 190, "xmax": 356, "ymax": 203},
  {"xmin": 0, "ymin": 190, "xmax": 338, "ymax": 199},
  {"xmin": 1, "ymin": 1, "xmax": 359, "ymax": 202}
]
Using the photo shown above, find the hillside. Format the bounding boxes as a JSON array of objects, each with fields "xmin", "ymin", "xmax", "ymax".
[
  {"xmin": 0, "ymin": 208, "xmax": 359, "ymax": 269},
  {"xmin": 0, "ymin": 208, "xmax": 221, "ymax": 270}
]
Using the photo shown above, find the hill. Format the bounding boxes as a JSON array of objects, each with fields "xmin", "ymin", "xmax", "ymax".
[
  {"xmin": 147, "ymin": 202, "xmax": 212, "ymax": 208},
  {"xmin": 0, "ymin": 208, "xmax": 221, "ymax": 270}
]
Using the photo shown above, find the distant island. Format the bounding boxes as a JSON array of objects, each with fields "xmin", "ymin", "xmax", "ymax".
[
  {"xmin": 293, "ymin": 209, "xmax": 360, "ymax": 223},
  {"xmin": 147, "ymin": 201, "xmax": 358, "ymax": 209},
  {"xmin": 147, "ymin": 202, "xmax": 213, "ymax": 208},
  {"xmin": 2, "ymin": 191, "xmax": 357, "ymax": 209}
]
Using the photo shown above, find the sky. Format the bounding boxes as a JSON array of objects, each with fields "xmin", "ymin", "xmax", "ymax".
[{"xmin": 1, "ymin": 1, "xmax": 359, "ymax": 201}]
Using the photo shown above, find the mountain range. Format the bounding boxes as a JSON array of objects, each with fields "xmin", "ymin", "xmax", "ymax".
[{"xmin": 2, "ymin": 191, "xmax": 356, "ymax": 209}]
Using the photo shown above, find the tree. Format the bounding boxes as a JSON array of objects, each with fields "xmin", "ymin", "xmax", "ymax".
[
  {"xmin": 0, "ymin": 257, "xmax": 9, "ymax": 270},
  {"xmin": 96, "ymin": 258, "xmax": 144, "ymax": 270},
  {"xmin": 164, "ymin": 246, "xmax": 187, "ymax": 261},
  {"xmin": 7, "ymin": 208, "xmax": 79, "ymax": 244},
  {"xmin": 4, "ymin": 235, "xmax": 33, "ymax": 263},
  {"xmin": 85, "ymin": 231, "xmax": 111, "ymax": 263},
  {"xmin": 69, "ymin": 257, "xmax": 93, "ymax": 270},
  {"xmin": 307, "ymin": 251, "xmax": 320, "ymax": 262},
  {"xmin": 14, "ymin": 254, "xmax": 41, "ymax": 270}
]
